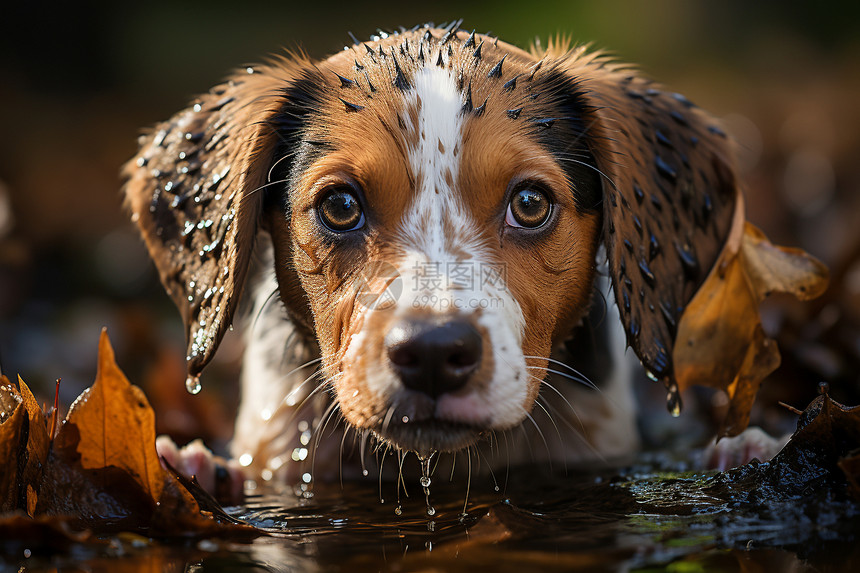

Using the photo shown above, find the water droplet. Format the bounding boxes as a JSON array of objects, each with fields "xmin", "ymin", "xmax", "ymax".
[
  {"xmin": 425, "ymin": 540, "xmax": 433, "ymax": 550},
  {"xmin": 494, "ymin": 485, "xmax": 500, "ymax": 492},
  {"xmin": 290, "ymin": 447, "xmax": 308, "ymax": 461},
  {"xmin": 239, "ymin": 453, "xmax": 253, "ymax": 467},
  {"xmin": 401, "ymin": 416, "xmax": 409, "ymax": 423},
  {"xmin": 362, "ymin": 469, "xmax": 369, "ymax": 476},
  {"xmin": 302, "ymin": 472, "xmax": 313, "ymax": 483},
  {"xmin": 418, "ymin": 452, "xmax": 436, "ymax": 518},
  {"xmin": 666, "ymin": 384, "xmax": 682, "ymax": 417},
  {"xmin": 394, "ymin": 505, "xmax": 402, "ymax": 516},
  {"xmin": 300, "ymin": 430, "xmax": 312, "ymax": 446},
  {"xmin": 818, "ymin": 381, "xmax": 830, "ymax": 395},
  {"xmin": 185, "ymin": 375, "xmax": 202, "ymax": 395},
  {"xmin": 645, "ymin": 370, "xmax": 659, "ymax": 383}
]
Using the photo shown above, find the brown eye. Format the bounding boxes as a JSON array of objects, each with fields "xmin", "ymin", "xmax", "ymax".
[
  {"xmin": 505, "ymin": 186, "xmax": 552, "ymax": 228},
  {"xmin": 318, "ymin": 187, "xmax": 365, "ymax": 232}
]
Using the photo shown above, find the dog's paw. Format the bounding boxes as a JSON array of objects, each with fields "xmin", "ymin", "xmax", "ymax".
[
  {"xmin": 156, "ymin": 435, "xmax": 245, "ymax": 504},
  {"xmin": 703, "ymin": 427, "xmax": 789, "ymax": 471}
]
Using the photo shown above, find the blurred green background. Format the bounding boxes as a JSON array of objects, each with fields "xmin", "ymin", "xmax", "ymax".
[{"xmin": 1, "ymin": 0, "xmax": 859, "ymax": 448}]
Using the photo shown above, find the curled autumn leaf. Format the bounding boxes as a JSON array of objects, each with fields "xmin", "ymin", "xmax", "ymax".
[
  {"xmin": 0, "ymin": 376, "xmax": 49, "ymax": 515},
  {"xmin": 673, "ymin": 196, "xmax": 829, "ymax": 437},
  {"xmin": 0, "ymin": 378, "xmax": 25, "ymax": 513},
  {"xmin": 60, "ymin": 328, "xmax": 164, "ymax": 502},
  {"xmin": 1, "ymin": 329, "xmax": 255, "ymax": 538},
  {"xmin": 16, "ymin": 376, "xmax": 49, "ymax": 516},
  {"xmin": 766, "ymin": 394, "xmax": 860, "ymax": 499}
]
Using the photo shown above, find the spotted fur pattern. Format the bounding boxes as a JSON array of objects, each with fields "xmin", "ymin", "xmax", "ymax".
[{"xmin": 124, "ymin": 23, "xmax": 738, "ymax": 478}]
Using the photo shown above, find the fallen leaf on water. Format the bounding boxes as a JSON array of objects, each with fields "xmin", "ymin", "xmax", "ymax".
[
  {"xmin": 59, "ymin": 329, "xmax": 164, "ymax": 504},
  {"xmin": 716, "ymin": 393, "xmax": 860, "ymax": 501},
  {"xmin": 17, "ymin": 376, "xmax": 50, "ymax": 516},
  {"xmin": 0, "ymin": 379, "xmax": 25, "ymax": 513},
  {"xmin": 0, "ymin": 376, "xmax": 49, "ymax": 515},
  {"xmin": 674, "ymin": 193, "xmax": 829, "ymax": 437},
  {"xmin": 772, "ymin": 393, "xmax": 860, "ymax": 496},
  {"xmin": 0, "ymin": 329, "xmax": 256, "ymax": 539}
]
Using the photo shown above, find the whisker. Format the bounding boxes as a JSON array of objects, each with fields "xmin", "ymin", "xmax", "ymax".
[
  {"xmin": 463, "ymin": 447, "xmax": 473, "ymax": 517},
  {"xmin": 397, "ymin": 449, "xmax": 409, "ymax": 503},
  {"xmin": 517, "ymin": 421, "xmax": 536, "ymax": 462},
  {"xmin": 310, "ymin": 400, "xmax": 341, "ymax": 480},
  {"xmin": 523, "ymin": 355, "xmax": 598, "ymax": 386},
  {"xmin": 245, "ymin": 177, "xmax": 292, "ymax": 199},
  {"xmin": 381, "ymin": 404, "xmax": 397, "ymax": 438},
  {"xmin": 524, "ymin": 410, "xmax": 553, "ymax": 470},
  {"xmin": 540, "ymin": 397, "xmax": 607, "ymax": 463},
  {"xmin": 251, "ymin": 286, "xmax": 282, "ymax": 331},
  {"xmin": 378, "ymin": 443, "xmax": 390, "ymax": 503},
  {"xmin": 266, "ymin": 153, "xmax": 294, "ymax": 183},
  {"xmin": 360, "ymin": 428, "xmax": 370, "ymax": 478},
  {"xmin": 339, "ymin": 424, "xmax": 351, "ymax": 488},
  {"xmin": 535, "ymin": 395, "xmax": 569, "ymax": 474},
  {"xmin": 534, "ymin": 396, "xmax": 563, "ymax": 445},
  {"xmin": 502, "ymin": 430, "xmax": 511, "ymax": 495},
  {"xmin": 538, "ymin": 378, "xmax": 585, "ymax": 431},
  {"xmin": 475, "ymin": 446, "xmax": 500, "ymax": 493},
  {"xmin": 557, "ymin": 156, "xmax": 616, "ymax": 192},
  {"xmin": 526, "ymin": 365, "xmax": 598, "ymax": 390}
]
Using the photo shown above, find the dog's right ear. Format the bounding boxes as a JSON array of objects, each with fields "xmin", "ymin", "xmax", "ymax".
[{"xmin": 124, "ymin": 58, "xmax": 315, "ymax": 385}]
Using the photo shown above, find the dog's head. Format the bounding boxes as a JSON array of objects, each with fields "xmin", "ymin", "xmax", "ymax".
[{"xmin": 125, "ymin": 25, "xmax": 738, "ymax": 455}]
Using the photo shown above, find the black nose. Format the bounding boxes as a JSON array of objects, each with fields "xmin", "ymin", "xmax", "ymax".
[{"xmin": 385, "ymin": 319, "xmax": 483, "ymax": 398}]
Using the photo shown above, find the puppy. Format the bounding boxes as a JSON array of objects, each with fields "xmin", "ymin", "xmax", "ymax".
[{"xmin": 125, "ymin": 23, "xmax": 747, "ymax": 487}]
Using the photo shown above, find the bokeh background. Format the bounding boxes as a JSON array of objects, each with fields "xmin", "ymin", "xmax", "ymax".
[{"xmin": 2, "ymin": 0, "xmax": 859, "ymax": 451}]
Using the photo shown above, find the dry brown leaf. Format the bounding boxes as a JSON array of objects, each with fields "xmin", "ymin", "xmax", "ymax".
[
  {"xmin": 17, "ymin": 375, "xmax": 49, "ymax": 516},
  {"xmin": 24, "ymin": 329, "xmax": 255, "ymax": 537},
  {"xmin": 0, "ymin": 376, "xmax": 50, "ymax": 515},
  {"xmin": 765, "ymin": 394, "xmax": 860, "ymax": 496},
  {"xmin": 0, "ymin": 378, "xmax": 25, "ymax": 512},
  {"xmin": 62, "ymin": 328, "xmax": 164, "ymax": 502},
  {"xmin": 720, "ymin": 325, "xmax": 782, "ymax": 437},
  {"xmin": 673, "ymin": 234, "xmax": 759, "ymax": 395},
  {"xmin": 741, "ymin": 224, "xmax": 829, "ymax": 302},
  {"xmin": 673, "ymin": 200, "xmax": 829, "ymax": 437}
]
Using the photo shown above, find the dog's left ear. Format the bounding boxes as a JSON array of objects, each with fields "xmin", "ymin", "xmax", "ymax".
[
  {"xmin": 124, "ymin": 63, "xmax": 306, "ymax": 382},
  {"xmin": 549, "ymin": 47, "xmax": 740, "ymax": 383}
]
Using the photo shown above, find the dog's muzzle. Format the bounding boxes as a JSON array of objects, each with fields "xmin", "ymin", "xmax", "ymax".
[{"xmin": 385, "ymin": 318, "xmax": 482, "ymax": 398}]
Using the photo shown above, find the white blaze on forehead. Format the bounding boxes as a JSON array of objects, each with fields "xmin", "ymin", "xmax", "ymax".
[
  {"xmin": 399, "ymin": 65, "xmax": 472, "ymax": 256},
  {"xmin": 343, "ymin": 61, "xmax": 532, "ymax": 434}
]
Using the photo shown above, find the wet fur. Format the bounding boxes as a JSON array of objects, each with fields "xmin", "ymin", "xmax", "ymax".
[{"xmin": 124, "ymin": 24, "xmax": 739, "ymax": 482}]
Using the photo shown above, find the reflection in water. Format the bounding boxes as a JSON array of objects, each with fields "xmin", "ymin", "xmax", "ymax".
[{"xmin": 6, "ymin": 459, "xmax": 860, "ymax": 571}]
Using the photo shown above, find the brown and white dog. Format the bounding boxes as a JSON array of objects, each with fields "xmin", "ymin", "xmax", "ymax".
[{"xmin": 125, "ymin": 23, "xmax": 762, "ymax": 489}]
